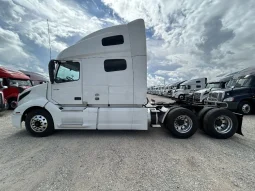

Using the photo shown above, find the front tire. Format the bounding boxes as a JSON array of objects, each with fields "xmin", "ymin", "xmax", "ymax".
[
  {"xmin": 178, "ymin": 94, "xmax": 185, "ymax": 100},
  {"xmin": 203, "ymin": 108, "xmax": 238, "ymax": 139},
  {"xmin": 25, "ymin": 109, "xmax": 54, "ymax": 137},
  {"xmin": 238, "ymin": 101, "xmax": 252, "ymax": 115},
  {"xmin": 8, "ymin": 98, "xmax": 17, "ymax": 110},
  {"xmin": 165, "ymin": 107, "xmax": 198, "ymax": 138}
]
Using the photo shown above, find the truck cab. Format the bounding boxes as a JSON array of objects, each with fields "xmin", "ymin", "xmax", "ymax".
[
  {"xmin": 12, "ymin": 19, "xmax": 148, "ymax": 135},
  {"xmin": 193, "ymin": 74, "xmax": 233, "ymax": 103},
  {"xmin": 168, "ymin": 81, "xmax": 186, "ymax": 98},
  {"xmin": 173, "ymin": 78, "xmax": 207, "ymax": 100},
  {"xmin": 0, "ymin": 67, "xmax": 32, "ymax": 109},
  {"xmin": 207, "ymin": 70, "xmax": 255, "ymax": 114}
]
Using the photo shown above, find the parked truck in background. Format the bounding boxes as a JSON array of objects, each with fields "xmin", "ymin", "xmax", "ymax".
[
  {"xmin": 12, "ymin": 19, "xmax": 243, "ymax": 139},
  {"xmin": 193, "ymin": 74, "xmax": 233, "ymax": 104},
  {"xmin": 168, "ymin": 81, "xmax": 186, "ymax": 98},
  {"xmin": 206, "ymin": 67, "xmax": 255, "ymax": 114},
  {"xmin": 19, "ymin": 70, "xmax": 48, "ymax": 86},
  {"xmin": 172, "ymin": 78, "xmax": 207, "ymax": 100},
  {"xmin": 0, "ymin": 67, "xmax": 32, "ymax": 109}
]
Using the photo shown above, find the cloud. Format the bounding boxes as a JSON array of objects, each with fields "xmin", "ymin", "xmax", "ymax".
[
  {"xmin": 1, "ymin": 0, "xmax": 255, "ymax": 86},
  {"xmin": 0, "ymin": 0, "xmax": 117, "ymax": 74},
  {"xmin": 102, "ymin": 0, "xmax": 255, "ymax": 86}
]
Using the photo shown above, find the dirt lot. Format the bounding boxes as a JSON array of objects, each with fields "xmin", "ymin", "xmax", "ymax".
[{"xmin": 0, "ymin": 95, "xmax": 255, "ymax": 191}]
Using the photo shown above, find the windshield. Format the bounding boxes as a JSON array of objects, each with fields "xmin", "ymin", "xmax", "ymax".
[
  {"xmin": 206, "ymin": 83, "xmax": 221, "ymax": 89},
  {"xmin": 226, "ymin": 79, "xmax": 237, "ymax": 88},
  {"xmin": 9, "ymin": 79, "xmax": 32, "ymax": 87},
  {"xmin": 235, "ymin": 75, "xmax": 254, "ymax": 87},
  {"xmin": 180, "ymin": 85, "xmax": 186, "ymax": 90}
]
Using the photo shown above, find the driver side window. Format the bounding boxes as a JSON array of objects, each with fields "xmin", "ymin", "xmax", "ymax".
[{"xmin": 55, "ymin": 62, "xmax": 80, "ymax": 83}]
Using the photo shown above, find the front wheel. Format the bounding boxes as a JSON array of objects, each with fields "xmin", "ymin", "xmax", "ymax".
[
  {"xmin": 25, "ymin": 109, "xmax": 54, "ymax": 137},
  {"xmin": 238, "ymin": 101, "xmax": 252, "ymax": 115},
  {"xmin": 165, "ymin": 107, "xmax": 199, "ymax": 138},
  {"xmin": 8, "ymin": 98, "xmax": 17, "ymax": 110},
  {"xmin": 178, "ymin": 94, "xmax": 185, "ymax": 100}
]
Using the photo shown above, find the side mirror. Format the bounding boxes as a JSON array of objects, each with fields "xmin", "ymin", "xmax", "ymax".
[
  {"xmin": 231, "ymin": 86, "xmax": 234, "ymax": 90},
  {"xmin": 48, "ymin": 60, "xmax": 56, "ymax": 84}
]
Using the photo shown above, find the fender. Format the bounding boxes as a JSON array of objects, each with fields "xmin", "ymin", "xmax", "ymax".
[{"xmin": 14, "ymin": 97, "xmax": 49, "ymax": 114}]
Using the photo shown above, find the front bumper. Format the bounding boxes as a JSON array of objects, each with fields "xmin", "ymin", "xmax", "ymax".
[
  {"xmin": 12, "ymin": 112, "xmax": 22, "ymax": 128},
  {"xmin": 205, "ymin": 100, "xmax": 239, "ymax": 111},
  {"xmin": 225, "ymin": 101, "xmax": 239, "ymax": 110},
  {"xmin": 0, "ymin": 103, "xmax": 7, "ymax": 112}
]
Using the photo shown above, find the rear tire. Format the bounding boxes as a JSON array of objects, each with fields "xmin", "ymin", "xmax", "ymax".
[
  {"xmin": 238, "ymin": 101, "xmax": 252, "ymax": 115},
  {"xmin": 197, "ymin": 107, "xmax": 214, "ymax": 130},
  {"xmin": 165, "ymin": 107, "xmax": 198, "ymax": 138},
  {"xmin": 203, "ymin": 108, "xmax": 238, "ymax": 139},
  {"xmin": 25, "ymin": 109, "xmax": 54, "ymax": 137}
]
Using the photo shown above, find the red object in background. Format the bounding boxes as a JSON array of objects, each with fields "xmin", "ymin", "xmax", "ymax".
[{"xmin": 0, "ymin": 67, "xmax": 32, "ymax": 109}]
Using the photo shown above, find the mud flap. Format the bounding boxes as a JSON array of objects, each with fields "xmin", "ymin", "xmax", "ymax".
[{"xmin": 234, "ymin": 112, "xmax": 243, "ymax": 135}]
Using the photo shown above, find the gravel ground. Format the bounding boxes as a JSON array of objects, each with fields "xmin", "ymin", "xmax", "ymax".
[{"xmin": 0, "ymin": 95, "xmax": 255, "ymax": 191}]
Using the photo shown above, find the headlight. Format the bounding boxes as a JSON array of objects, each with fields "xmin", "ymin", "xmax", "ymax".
[{"xmin": 223, "ymin": 97, "xmax": 234, "ymax": 102}]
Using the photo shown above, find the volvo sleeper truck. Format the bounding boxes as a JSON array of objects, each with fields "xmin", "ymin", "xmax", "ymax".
[{"xmin": 12, "ymin": 19, "xmax": 243, "ymax": 139}]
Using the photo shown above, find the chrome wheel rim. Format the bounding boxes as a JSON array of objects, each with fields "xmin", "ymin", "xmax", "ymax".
[
  {"xmin": 242, "ymin": 104, "xmax": 251, "ymax": 114},
  {"xmin": 30, "ymin": 115, "xmax": 48, "ymax": 132},
  {"xmin": 214, "ymin": 115, "xmax": 232, "ymax": 134},
  {"xmin": 174, "ymin": 115, "xmax": 193, "ymax": 133}
]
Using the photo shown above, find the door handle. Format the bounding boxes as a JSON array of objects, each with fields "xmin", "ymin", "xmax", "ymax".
[
  {"xmin": 53, "ymin": 89, "xmax": 59, "ymax": 90},
  {"xmin": 74, "ymin": 97, "xmax": 81, "ymax": 100}
]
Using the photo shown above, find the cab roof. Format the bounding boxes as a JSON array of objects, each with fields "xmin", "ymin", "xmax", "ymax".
[
  {"xmin": 57, "ymin": 19, "xmax": 146, "ymax": 60},
  {"xmin": 0, "ymin": 67, "xmax": 30, "ymax": 80}
]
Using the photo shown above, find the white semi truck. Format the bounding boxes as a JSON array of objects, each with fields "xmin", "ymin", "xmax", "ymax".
[
  {"xmin": 12, "ymin": 19, "xmax": 243, "ymax": 139},
  {"xmin": 193, "ymin": 74, "xmax": 233, "ymax": 104},
  {"xmin": 172, "ymin": 78, "xmax": 207, "ymax": 100}
]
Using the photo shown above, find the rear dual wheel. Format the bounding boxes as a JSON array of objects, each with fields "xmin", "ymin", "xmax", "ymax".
[
  {"xmin": 165, "ymin": 107, "xmax": 199, "ymax": 138},
  {"xmin": 202, "ymin": 108, "xmax": 238, "ymax": 139}
]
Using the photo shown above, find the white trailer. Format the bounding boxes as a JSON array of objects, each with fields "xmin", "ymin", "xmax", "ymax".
[
  {"xmin": 12, "ymin": 19, "xmax": 243, "ymax": 139},
  {"xmin": 172, "ymin": 78, "xmax": 207, "ymax": 100}
]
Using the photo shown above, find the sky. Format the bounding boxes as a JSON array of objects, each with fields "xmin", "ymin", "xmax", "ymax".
[{"xmin": 0, "ymin": 0, "xmax": 255, "ymax": 87}]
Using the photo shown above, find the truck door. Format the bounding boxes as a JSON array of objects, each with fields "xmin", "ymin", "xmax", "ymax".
[{"xmin": 51, "ymin": 61, "xmax": 82, "ymax": 105}]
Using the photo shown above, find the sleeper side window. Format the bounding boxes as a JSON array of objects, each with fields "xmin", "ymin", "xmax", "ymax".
[
  {"xmin": 104, "ymin": 59, "xmax": 127, "ymax": 72},
  {"xmin": 102, "ymin": 35, "xmax": 124, "ymax": 46},
  {"xmin": 55, "ymin": 62, "xmax": 80, "ymax": 83},
  {"xmin": 196, "ymin": 85, "xmax": 201, "ymax": 88},
  {"xmin": 196, "ymin": 81, "xmax": 201, "ymax": 83}
]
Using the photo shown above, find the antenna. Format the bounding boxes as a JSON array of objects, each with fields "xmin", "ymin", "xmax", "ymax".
[{"xmin": 47, "ymin": 19, "xmax": 52, "ymax": 60}]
